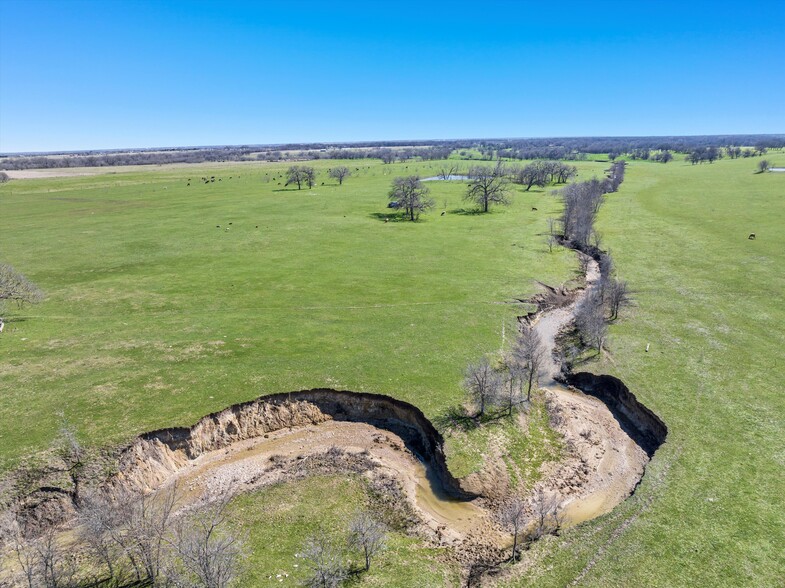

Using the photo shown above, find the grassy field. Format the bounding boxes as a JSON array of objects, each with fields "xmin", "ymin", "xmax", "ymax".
[
  {"xmin": 2, "ymin": 154, "xmax": 783, "ymax": 586},
  {"xmin": 0, "ymin": 158, "xmax": 590, "ymax": 470}
]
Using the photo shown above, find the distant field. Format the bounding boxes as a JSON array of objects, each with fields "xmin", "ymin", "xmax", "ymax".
[{"xmin": 2, "ymin": 154, "xmax": 783, "ymax": 586}]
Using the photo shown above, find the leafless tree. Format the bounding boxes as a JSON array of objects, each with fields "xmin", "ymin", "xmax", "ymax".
[
  {"xmin": 558, "ymin": 179, "xmax": 605, "ymax": 247},
  {"xmin": 574, "ymin": 290, "xmax": 607, "ymax": 354},
  {"xmin": 605, "ymin": 278, "xmax": 631, "ymax": 320},
  {"xmin": 78, "ymin": 493, "xmax": 125, "ymax": 582},
  {"xmin": 0, "ymin": 263, "xmax": 44, "ymax": 325},
  {"xmin": 328, "ymin": 166, "xmax": 351, "ymax": 185},
  {"xmin": 166, "ymin": 494, "xmax": 245, "ymax": 588},
  {"xmin": 10, "ymin": 526, "xmax": 38, "ymax": 588},
  {"xmin": 437, "ymin": 164, "xmax": 459, "ymax": 180},
  {"xmin": 0, "ymin": 171, "xmax": 10, "ymax": 183},
  {"xmin": 303, "ymin": 166, "xmax": 318, "ymax": 189},
  {"xmin": 511, "ymin": 162, "xmax": 546, "ymax": 191},
  {"xmin": 463, "ymin": 356, "xmax": 501, "ymax": 417},
  {"xmin": 388, "ymin": 176, "xmax": 435, "ymax": 221},
  {"xmin": 465, "ymin": 163, "xmax": 511, "ymax": 212},
  {"xmin": 511, "ymin": 325, "xmax": 545, "ymax": 401},
  {"xmin": 301, "ymin": 531, "xmax": 348, "ymax": 588},
  {"xmin": 555, "ymin": 163, "xmax": 578, "ymax": 184},
  {"xmin": 529, "ymin": 487, "xmax": 564, "ymax": 539},
  {"xmin": 758, "ymin": 159, "xmax": 770, "ymax": 173},
  {"xmin": 53, "ymin": 418, "xmax": 86, "ymax": 505},
  {"xmin": 124, "ymin": 484, "xmax": 180, "ymax": 584},
  {"xmin": 348, "ymin": 511, "xmax": 387, "ymax": 572},
  {"xmin": 497, "ymin": 496, "xmax": 528, "ymax": 561}
]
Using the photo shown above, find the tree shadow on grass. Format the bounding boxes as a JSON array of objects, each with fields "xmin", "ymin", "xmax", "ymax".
[
  {"xmin": 433, "ymin": 404, "xmax": 519, "ymax": 433},
  {"xmin": 369, "ymin": 211, "xmax": 411, "ymax": 222},
  {"xmin": 449, "ymin": 207, "xmax": 487, "ymax": 216}
]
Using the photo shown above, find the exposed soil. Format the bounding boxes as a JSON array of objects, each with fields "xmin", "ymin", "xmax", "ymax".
[{"xmin": 0, "ymin": 247, "xmax": 667, "ymax": 581}]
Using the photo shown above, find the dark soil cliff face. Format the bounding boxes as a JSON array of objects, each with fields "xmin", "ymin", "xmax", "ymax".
[
  {"xmin": 565, "ymin": 373, "xmax": 667, "ymax": 457},
  {"xmin": 108, "ymin": 389, "xmax": 473, "ymax": 500}
]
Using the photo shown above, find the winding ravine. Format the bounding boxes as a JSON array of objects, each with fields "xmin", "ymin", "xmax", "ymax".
[
  {"xmin": 93, "ymin": 253, "xmax": 662, "ymax": 545},
  {"xmin": 2, "ymin": 250, "xmax": 667, "ymax": 581}
]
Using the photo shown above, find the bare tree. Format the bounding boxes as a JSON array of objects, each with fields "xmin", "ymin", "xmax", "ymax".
[
  {"xmin": 758, "ymin": 159, "xmax": 770, "ymax": 173},
  {"xmin": 465, "ymin": 163, "xmax": 511, "ymax": 212},
  {"xmin": 511, "ymin": 325, "xmax": 545, "ymax": 401},
  {"xmin": 328, "ymin": 166, "xmax": 351, "ymax": 185},
  {"xmin": 511, "ymin": 162, "xmax": 546, "ymax": 191},
  {"xmin": 554, "ymin": 162, "xmax": 578, "ymax": 184},
  {"xmin": 303, "ymin": 166, "xmax": 318, "ymax": 189},
  {"xmin": 388, "ymin": 176, "xmax": 435, "ymax": 221},
  {"xmin": 348, "ymin": 512, "xmax": 387, "ymax": 572},
  {"xmin": 437, "ymin": 164, "xmax": 459, "ymax": 180},
  {"xmin": 124, "ymin": 484, "xmax": 180, "ymax": 584},
  {"xmin": 529, "ymin": 487, "xmax": 564, "ymax": 539},
  {"xmin": 78, "ymin": 493, "xmax": 124, "ymax": 582},
  {"xmin": 558, "ymin": 179, "xmax": 605, "ymax": 247},
  {"xmin": 497, "ymin": 496, "xmax": 528, "ymax": 561},
  {"xmin": 605, "ymin": 278, "xmax": 631, "ymax": 320},
  {"xmin": 0, "ymin": 263, "xmax": 44, "ymax": 327},
  {"xmin": 301, "ymin": 531, "xmax": 348, "ymax": 588},
  {"xmin": 463, "ymin": 356, "xmax": 501, "ymax": 417},
  {"xmin": 53, "ymin": 418, "xmax": 86, "ymax": 505},
  {"xmin": 166, "ymin": 494, "xmax": 245, "ymax": 588},
  {"xmin": 574, "ymin": 290, "xmax": 607, "ymax": 354},
  {"xmin": 10, "ymin": 526, "xmax": 38, "ymax": 588},
  {"xmin": 0, "ymin": 171, "xmax": 10, "ymax": 183}
]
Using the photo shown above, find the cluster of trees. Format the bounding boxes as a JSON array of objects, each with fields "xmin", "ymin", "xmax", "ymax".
[
  {"xmin": 299, "ymin": 512, "xmax": 387, "ymax": 587},
  {"xmin": 284, "ymin": 165, "xmax": 352, "ymax": 189},
  {"xmin": 622, "ymin": 148, "xmax": 672, "ymax": 163},
  {"xmin": 5, "ymin": 483, "xmax": 245, "ymax": 588},
  {"xmin": 386, "ymin": 160, "xmax": 581, "ymax": 221},
  {"xmin": 725, "ymin": 145, "xmax": 768, "ymax": 159},
  {"xmin": 558, "ymin": 162, "xmax": 625, "ymax": 247},
  {"xmin": 685, "ymin": 146, "xmax": 722, "ymax": 164},
  {"xmin": 508, "ymin": 161, "xmax": 577, "ymax": 190},
  {"xmin": 463, "ymin": 324, "xmax": 545, "ymax": 418},
  {"xmin": 572, "ymin": 253, "xmax": 631, "ymax": 355},
  {"xmin": 497, "ymin": 487, "xmax": 565, "ymax": 561}
]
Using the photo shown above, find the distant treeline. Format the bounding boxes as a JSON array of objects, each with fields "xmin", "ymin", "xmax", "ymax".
[{"xmin": 1, "ymin": 135, "xmax": 783, "ymax": 170}]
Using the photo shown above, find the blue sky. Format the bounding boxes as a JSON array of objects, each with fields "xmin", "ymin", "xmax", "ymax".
[{"xmin": 1, "ymin": 0, "xmax": 783, "ymax": 152}]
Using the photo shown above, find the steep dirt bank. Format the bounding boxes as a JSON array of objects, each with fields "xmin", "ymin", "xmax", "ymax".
[
  {"xmin": 109, "ymin": 389, "xmax": 472, "ymax": 500},
  {"xmin": 565, "ymin": 373, "xmax": 667, "ymax": 456}
]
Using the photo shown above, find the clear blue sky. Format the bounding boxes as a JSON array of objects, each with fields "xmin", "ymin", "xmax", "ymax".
[{"xmin": 1, "ymin": 0, "xmax": 783, "ymax": 153}]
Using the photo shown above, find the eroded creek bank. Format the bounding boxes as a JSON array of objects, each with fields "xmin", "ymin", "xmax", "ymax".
[{"xmin": 4, "ymin": 253, "xmax": 667, "ymax": 573}]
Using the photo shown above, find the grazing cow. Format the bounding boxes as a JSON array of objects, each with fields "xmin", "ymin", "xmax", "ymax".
[
  {"xmin": 187, "ymin": 183, "xmax": 190, "ymax": 186},
  {"xmin": 532, "ymin": 207, "xmax": 538, "ymax": 211},
  {"xmin": 229, "ymin": 222, "xmax": 232, "ymax": 225},
  {"xmin": 216, "ymin": 225, "xmax": 220, "ymax": 228},
  {"xmin": 748, "ymin": 233, "xmax": 756, "ymax": 240},
  {"xmin": 255, "ymin": 225, "xmax": 259, "ymax": 228},
  {"xmin": 441, "ymin": 211, "xmax": 446, "ymax": 216}
]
